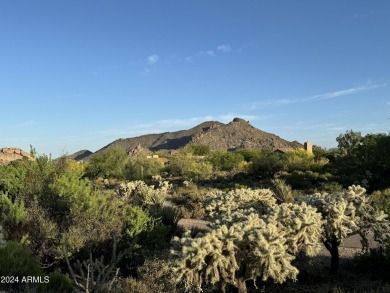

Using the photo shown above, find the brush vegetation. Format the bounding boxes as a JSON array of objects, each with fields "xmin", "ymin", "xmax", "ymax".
[{"xmin": 0, "ymin": 130, "xmax": 390, "ymax": 292}]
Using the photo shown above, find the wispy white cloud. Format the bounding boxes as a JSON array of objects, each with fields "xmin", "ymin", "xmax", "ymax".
[
  {"xmin": 141, "ymin": 54, "xmax": 160, "ymax": 76},
  {"xmin": 188, "ymin": 44, "xmax": 233, "ymax": 62},
  {"xmin": 199, "ymin": 50, "xmax": 215, "ymax": 57},
  {"xmin": 147, "ymin": 54, "xmax": 159, "ymax": 65},
  {"xmin": 249, "ymin": 83, "xmax": 387, "ymax": 110},
  {"xmin": 306, "ymin": 83, "xmax": 387, "ymax": 101},
  {"xmin": 217, "ymin": 44, "xmax": 232, "ymax": 53}
]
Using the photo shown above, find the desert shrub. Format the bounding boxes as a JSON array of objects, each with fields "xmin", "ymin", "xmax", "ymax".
[
  {"xmin": 177, "ymin": 202, "xmax": 205, "ymax": 219},
  {"xmin": 165, "ymin": 151, "xmax": 213, "ymax": 180},
  {"xmin": 0, "ymin": 241, "xmax": 47, "ymax": 292},
  {"xmin": 371, "ymin": 189, "xmax": 390, "ymax": 214},
  {"xmin": 358, "ymin": 249, "xmax": 390, "ymax": 282},
  {"xmin": 281, "ymin": 148, "xmax": 315, "ymax": 172},
  {"xmin": 321, "ymin": 181, "xmax": 344, "ymax": 193},
  {"xmin": 141, "ymin": 206, "xmax": 180, "ymax": 249},
  {"xmin": 235, "ymin": 149, "xmax": 262, "ymax": 162},
  {"xmin": 249, "ymin": 149, "xmax": 283, "ymax": 178},
  {"xmin": 171, "ymin": 181, "xmax": 206, "ymax": 219},
  {"xmin": 85, "ymin": 146, "xmax": 128, "ymax": 179},
  {"xmin": 185, "ymin": 144, "xmax": 211, "ymax": 156},
  {"xmin": 125, "ymin": 156, "xmax": 163, "ymax": 180},
  {"xmin": 173, "ymin": 181, "xmax": 201, "ymax": 203},
  {"xmin": 103, "ymin": 277, "xmax": 151, "ymax": 293},
  {"xmin": 355, "ymin": 242, "xmax": 390, "ymax": 282},
  {"xmin": 0, "ymin": 162, "xmax": 28, "ymax": 199},
  {"xmin": 0, "ymin": 153, "xmax": 55, "ymax": 201},
  {"xmin": 123, "ymin": 205, "xmax": 155, "ymax": 240},
  {"xmin": 136, "ymin": 256, "xmax": 176, "ymax": 293},
  {"xmin": 149, "ymin": 205, "xmax": 180, "ymax": 234},
  {"xmin": 208, "ymin": 150, "xmax": 245, "ymax": 172},
  {"xmin": 45, "ymin": 273, "xmax": 73, "ymax": 293},
  {"xmin": 271, "ymin": 178, "xmax": 294, "ymax": 203},
  {"xmin": 0, "ymin": 241, "xmax": 43, "ymax": 277},
  {"xmin": 284, "ymin": 170, "xmax": 333, "ymax": 189}
]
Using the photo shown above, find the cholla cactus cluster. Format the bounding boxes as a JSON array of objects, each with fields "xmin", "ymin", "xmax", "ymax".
[
  {"xmin": 205, "ymin": 188, "xmax": 276, "ymax": 225},
  {"xmin": 117, "ymin": 179, "xmax": 172, "ymax": 207},
  {"xmin": 171, "ymin": 214, "xmax": 300, "ymax": 292},
  {"xmin": 265, "ymin": 202, "xmax": 323, "ymax": 256},
  {"xmin": 301, "ymin": 185, "xmax": 389, "ymax": 250},
  {"xmin": 171, "ymin": 188, "xmax": 323, "ymax": 292}
]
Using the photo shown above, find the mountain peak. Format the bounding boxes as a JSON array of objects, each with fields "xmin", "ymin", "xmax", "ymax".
[
  {"xmin": 70, "ymin": 118, "xmax": 302, "ymax": 161},
  {"xmin": 232, "ymin": 117, "xmax": 249, "ymax": 124}
]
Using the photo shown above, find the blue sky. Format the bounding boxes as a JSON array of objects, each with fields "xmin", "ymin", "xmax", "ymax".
[{"xmin": 1, "ymin": 1, "xmax": 389, "ymax": 157}]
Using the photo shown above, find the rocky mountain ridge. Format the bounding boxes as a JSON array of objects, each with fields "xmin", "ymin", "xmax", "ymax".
[{"xmin": 73, "ymin": 118, "xmax": 302, "ymax": 161}]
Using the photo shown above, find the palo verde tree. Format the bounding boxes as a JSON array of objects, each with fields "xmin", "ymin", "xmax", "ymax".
[
  {"xmin": 301, "ymin": 185, "xmax": 389, "ymax": 274},
  {"xmin": 171, "ymin": 188, "xmax": 323, "ymax": 293}
]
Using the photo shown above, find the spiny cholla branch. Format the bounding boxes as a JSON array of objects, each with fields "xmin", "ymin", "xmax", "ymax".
[{"xmin": 63, "ymin": 237, "xmax": 128, "ymax": 293}]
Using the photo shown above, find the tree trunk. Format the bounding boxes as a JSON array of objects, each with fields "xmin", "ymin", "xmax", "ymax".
[
  {"xmin": 329, "ymin": 244, "xmax": 339, "ymax": 274},
  {"xmin": 236, "ymin": 278, "xmax": 247, "ymax": 293},
  {"xmin": 324, "ymin": 235, "xmax": 340, "ymax": 274}
]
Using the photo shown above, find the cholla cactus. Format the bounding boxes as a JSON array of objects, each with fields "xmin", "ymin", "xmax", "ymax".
[
  {"xmin": 171, "ymin": 188, "xmax": 323, "ymax": 292},
  {"xmin": 301, "ymin": 185, "xmax": 389, "ymax": 274},
  {"xmin": 171, "ymin": 215, "xmax": 299, "ymax": 293},
  {"xmin": 265, "ymin": 202, "xmax": 323, "ymax": 256},
  {"xmin": 205, "ymin": 188, "xmax": 276, "ymax": 223},
  {"xmin": 117, "ymin": 180, "xmax": 172, "ymax": 207}
]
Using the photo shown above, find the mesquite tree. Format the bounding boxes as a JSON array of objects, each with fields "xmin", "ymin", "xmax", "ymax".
[
  {"xmin": 171, "ymin": 188, "xmax": 323, "ymax": 293},
  {"xmin": 301, "ymin": 185, "xmax": 389, "ymax": 274}
]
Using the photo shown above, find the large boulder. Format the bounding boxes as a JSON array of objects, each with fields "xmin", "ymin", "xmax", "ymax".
[{"xmin": 0, "ymin": 148, "xmax": 33, "ymax": 165}]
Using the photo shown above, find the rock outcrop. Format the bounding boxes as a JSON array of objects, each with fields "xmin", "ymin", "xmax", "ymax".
[
  {"xmin": 189, "ymin": 118, "xmax": 301, "ymax": 151},
  {"xmin": 0, "ymin": 148, "xmax": 33, "ymax": 165}
]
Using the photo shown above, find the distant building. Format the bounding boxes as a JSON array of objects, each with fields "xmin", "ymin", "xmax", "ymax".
[
  {"xmin": 304, "ymin": 141, "xmax": 313, "ymax": 154},
  {"xmin": 274, "ymin": 148, "xmax": 293, "ymax": 154}
]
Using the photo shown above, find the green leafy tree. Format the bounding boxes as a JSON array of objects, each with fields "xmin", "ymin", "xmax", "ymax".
[
  {"xmin": 336, "ymin": 130, "xmax": 363, "ymax": 156},
  {"xmin": 331, "ymin": 131, "xmax": 390, "ymax": 190}
]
